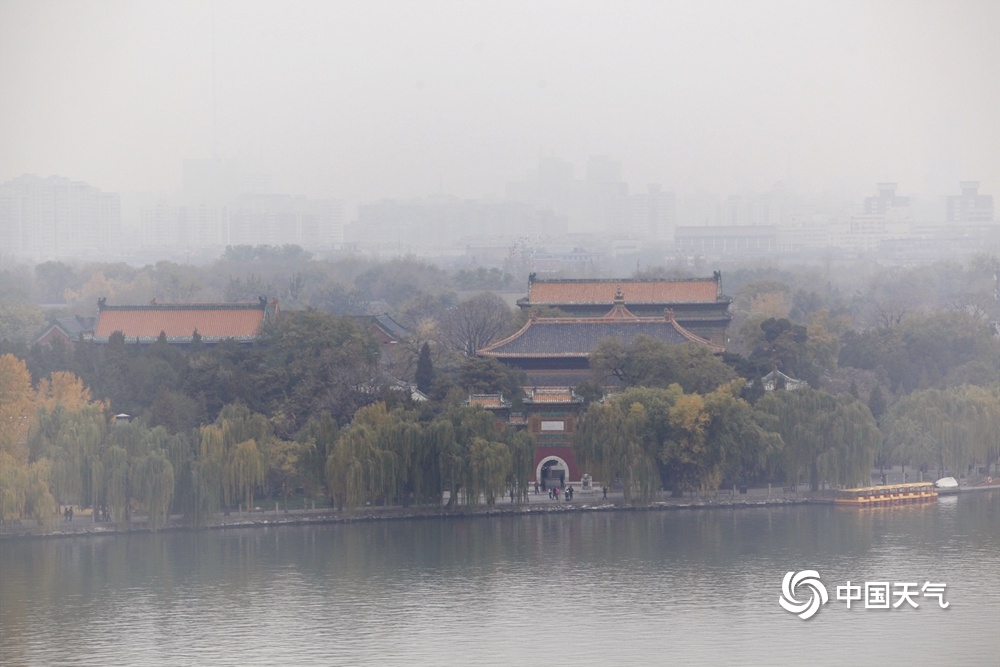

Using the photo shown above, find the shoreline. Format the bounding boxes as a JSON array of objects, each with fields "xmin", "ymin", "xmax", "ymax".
[{"xmin": 0, "ymin": 494, "xmax": 808, "ymax": 540}]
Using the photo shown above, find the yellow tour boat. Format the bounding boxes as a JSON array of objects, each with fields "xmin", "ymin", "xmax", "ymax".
[{"xmin": 834, "ymin": 481, "xmax": 938, "ymax": 506}]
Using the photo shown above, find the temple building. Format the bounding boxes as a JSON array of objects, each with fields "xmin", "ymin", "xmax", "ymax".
[
  {"xmin": 33, "ymin": 315, "xmax": 96, "ymax": 349},
  {"xmin": 87, "ymin": 297, "xmax": 279, "ymax": 345},
  {"xmin": 478, "ymin": 277, "xmax": 729, "ymax": 486},
  {"xmin": 516, "ymin": 272, "xmax": 731, "ymax": 345}
]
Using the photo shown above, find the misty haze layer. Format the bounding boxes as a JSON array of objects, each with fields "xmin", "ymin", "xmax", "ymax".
[{"xmin": 2, "ymin": 0, "xmax": 998, "ymax": 209}]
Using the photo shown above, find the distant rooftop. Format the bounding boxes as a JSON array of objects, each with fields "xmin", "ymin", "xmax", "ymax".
[
  {"xmin": 479, "ymin": 308, "xmax": 724, "ymax": 358},
  {"xmin": 90, "ymin": 298, "xmax": 278, "ymax": 343},
  {"xmin": 520, "ymin": 274, "xmax": 724, "ymax": 306}
]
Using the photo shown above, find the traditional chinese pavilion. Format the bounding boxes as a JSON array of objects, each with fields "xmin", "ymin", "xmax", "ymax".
[
  {"xmin": 478, "ymin": 278, "xmax": 729, "ymax": 485},
  {"xmin": 516, "ymin": 272, "xmax": 731, "ymax": 346}
]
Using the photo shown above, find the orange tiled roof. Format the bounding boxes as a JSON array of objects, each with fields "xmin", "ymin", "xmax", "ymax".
[
  {"xmin": 467, "ymin": 394, "xmax": 511, "ymax": 409},
  {"xmin": 527, "ymin": 278, "xmax": 719, "ymax": 304},
  {"xmin": 524, "ymin": 387, "xmax": 581, "ymax": 404},
  {"xmin": 92, "ymin": 301, "xmax": 275, "ymax": 342}
]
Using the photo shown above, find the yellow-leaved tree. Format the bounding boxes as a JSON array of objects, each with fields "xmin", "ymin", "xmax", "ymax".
[{"xmin": 0, "ymin": 354, "xmax": 57, "ymax": 524}]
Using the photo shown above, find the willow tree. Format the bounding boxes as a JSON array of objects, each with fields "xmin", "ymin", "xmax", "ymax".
[
  {"xmin": 466, "ymin": 438, "xmax": 512, "ymax": 506},
  {"xmin": 963, "ymin": 385, "xmax": 1000, "ymax": 474},
  {"xmin": 325, "ymin": 403, "xmax": 413, "ymax": 510},
  {"xmin": 225, "ymin": 439, "xmax": 265, "ymax": 511},
  {"xmin": 428, "ymin": 417, "xmax": 461, "ymax": 507},
  {"xmin": 195, "ymin": 422, "xmax": 227, "ymax": 517},
  {"xmin": 757, "ymin": 388, "xmax": 879, "ymax": 490},
  {"xmin": 296, "ymin": 412, "xmax": 340, "ymax": 498},
  {"xmin": 506, "ymin": 429, "xmax": 535, "ymax": 504},
  {"xmin": 576, "ymin": 399, "xmax": 659, "ymax": 504},
  {"xmin": 327, "ymin": 422, "xmax": 394, "ymax": 511},
  {"xmin": 192, "ymin": 403, "xmax": 274, "ymax": 516},
  {"xmin": 104, "ymin": 445, "xmax": 130, "ymax": 525},
  {"xmin": 0, "ymin": 453, "xmax": 56, "ymax": 524},
  {"xmin": 882, "ymin": 386, "xmax": 1000, "ymax": 478},
  {"xmin": 38, "ymin": 405, "xmax": 107, "ymax": 512},
  {"xmin": 20, "ymin": 459, "xmax": 57, "ymax": 525},
  {"xmin": 436, "ymin": 406, "xmax": 502, "ymax": 506},
  {"xmin": 131, "ymin": 450, "xmax": 175, "ymax": 532},
  {"xmin": 360, "ymin": 404, "xmax": 423, "ymax": 508}
]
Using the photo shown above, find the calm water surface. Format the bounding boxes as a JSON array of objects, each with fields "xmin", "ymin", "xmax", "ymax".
[{"xmin": 2, "ymin": 493, "xmax": 998, "ymax": 666}]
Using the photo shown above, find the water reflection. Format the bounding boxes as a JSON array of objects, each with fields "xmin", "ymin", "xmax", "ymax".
[{"xmin": 2, "ymin": 494, "xmax": 997, "ymax": 666}]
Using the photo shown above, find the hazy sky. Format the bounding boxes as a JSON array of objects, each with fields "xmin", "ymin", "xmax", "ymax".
[{"xmin": 2, "ymin": 0, "xmax": 998, "ymax": 208}]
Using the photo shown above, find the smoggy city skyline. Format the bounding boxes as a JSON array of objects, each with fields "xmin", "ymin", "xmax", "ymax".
[{"xmin": 2, "ymin": 0, "xmax": 999, "ymax": 213}]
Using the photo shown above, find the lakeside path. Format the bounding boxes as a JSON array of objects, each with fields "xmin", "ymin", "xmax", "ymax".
[{"xmin": 0, "ymin": 488, "xmax": 808, "ymax": 540}]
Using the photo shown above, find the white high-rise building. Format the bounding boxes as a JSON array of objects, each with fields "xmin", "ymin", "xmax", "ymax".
[
  {"xmin": 0, "ymin": 175, "xmax": 120, "ymax": 259},
  {"xmin": 629, "ymin": 185, "xmax": 676, "ymax": 240}
]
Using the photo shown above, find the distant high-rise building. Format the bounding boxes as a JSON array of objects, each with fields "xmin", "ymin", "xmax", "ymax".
[
  {"xmin": 629, "ymin": 185, "xmax": 676, "ymax": 240},
  {"xmin": 946, "ymin": 181, "xmax": 994, "ymax": 223},
  {"xmin": 0, "ymin": 175, "xmax": 121, "ymax": 259},
  {"xmin": 584, "ymin": 155, "xmax": 628, "ymax": 234},
  {"xmin": 229, "ymin": 194, "xmax": 343, "ymax": 247},
  {"xmin": 849, "ymin": 182, "xmax": 912, "ymax": 249},
  {"xmin": 141, "ymin": 203, "xmax": 228, "ymax": 249},
  {"xmin": 864, "ymin": 182, "xmax": 910, "ymax": 215}
]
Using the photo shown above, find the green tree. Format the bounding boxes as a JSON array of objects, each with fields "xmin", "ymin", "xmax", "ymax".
[
  {"xmin": 255, "ymin": 310, "xmax": 381, "ymax": 433},
  {"xmin": 757, "ymin": 388, "xmax": 880, "ymax": 490},
  {"xmin": 589, "ymin": 336, "xmax": 736, "ymax": 394},
  {"xmin": 457, "ymin": 357, "xmax": 526, "ymax": 401},
  {"xmin": 881, "ymin": 386, "xmax": 1000, "ymax": 478},
  {"xmin": 415, "ymin": 342, "xmax": 434, "ymax": 394},
  {"xmin": 576, "ymin": 398, "xmax": 659, "ymax": 504},
  {"xmin": 225, "ymin": 439, "xmax": 265, "ymax": 511},
  {"xmin": 296, "ymin": 413, "xmax": 339, "ymax": 499},
  {"xmin": 130, "ymin": 450, "xmax": 175, "ymax": 532},
  {"xmin": 867, "ymin": 384, "xmax": 887, "ymax": 421},
  {"xmin": 466, "ymin": 437, "xmax": 512, "ymax": 506}
]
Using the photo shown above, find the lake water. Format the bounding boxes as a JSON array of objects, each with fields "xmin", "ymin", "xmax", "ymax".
[{"xmin": 1, "ymin": 493, "xmax": 997, "ymax": 666}]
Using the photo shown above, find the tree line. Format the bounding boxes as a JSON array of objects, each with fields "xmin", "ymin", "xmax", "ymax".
[
  {"xmin": 3, "ymin": 339, "xmax": 997, "ymax": 528},
  {"xmin": 2, "ymin": 252, "xmax": 999, "ymax": 525},
  {"xmin": 1, "ymin": 352, "xmax": 537, "ymax": 528}
]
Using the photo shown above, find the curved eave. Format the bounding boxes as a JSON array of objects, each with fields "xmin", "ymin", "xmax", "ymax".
[
  {"xmin": 480, "ymin": 351, "xmax": 590, "ymax": 359},
  {"xmin": 669, "ymin": 319, "xmax": 726, "ymax": 353},
  {"xmin": 477, "ymin": 318, "xmax": 535, "ymax": 355},
  {"xmin": 519, "ymin": 299, "xmax": 732, "ymax": 307}
]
